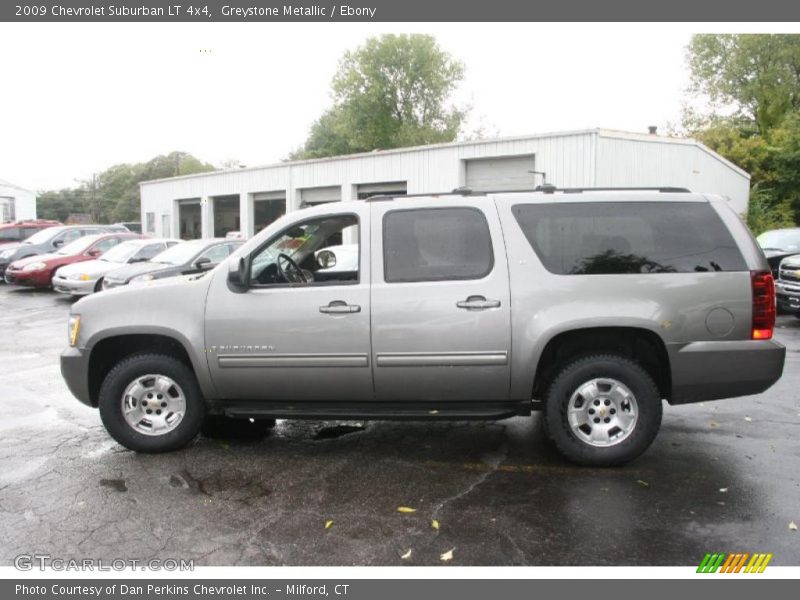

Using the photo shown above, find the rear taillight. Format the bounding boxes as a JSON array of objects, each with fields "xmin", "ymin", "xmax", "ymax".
[{"xmin": 751, "ymin": 270, "xmax": 776, "ymax": 340}]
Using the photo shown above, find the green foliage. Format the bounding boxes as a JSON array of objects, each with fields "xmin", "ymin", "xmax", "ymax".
[
  {"xmin": 293, "ymin": 34, "xmax": 466, "ymax": 159},
  {"xmin": 685, "ymin": 34, "xmax": 800, "ymax": 226},
  {"xmin": 688, "ymin": 34, "xmax": 800, "ymax": 134},
  {"xmin": 746, "ymin": 185, "xmax": 796, "ymax": 236},
  {"xmin": 36, "ymin": 152, "xmax": 215, "ymax": 224}
]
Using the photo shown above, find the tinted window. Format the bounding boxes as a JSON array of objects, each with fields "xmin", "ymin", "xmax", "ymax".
[
  {"xmin": 199, "ymin": 244, "xmax": 232, "ymax": 264},
  {"xmin": 0, "ymin": 227, "xmax": 20, "ymax": 241},
  {"xmin": 512, "ymin": 201, "xmax": 747, "ymax": 275},
  {"xmin": 134, "ymin": 243, "xmax": 166, "ymax": 261},
  {"xmin": 383, "ymin": 207, "xmax": 494, "ymax": 282}
]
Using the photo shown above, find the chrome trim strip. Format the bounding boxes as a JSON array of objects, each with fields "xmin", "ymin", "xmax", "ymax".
[
  {"xmin": 218, "ymin": 354, "xmax": 369, "ymax": 368},
  {"xmin": 375, "ymin": 351, "xmax": 508, "ymax": 367}
]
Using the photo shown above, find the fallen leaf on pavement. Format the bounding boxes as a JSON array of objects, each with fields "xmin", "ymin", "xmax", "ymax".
[
  {"xmin": 719, "ymin": 488, "xmax": 728, "ymax": 493},
  {"xmin": 637, "ymin": 480, "xmax": 649, "ymax": 487},
  {"xmin": 431, "ymin": 519, "xmax": 440, "ymax": 530},
  {"xmin": 324, "ymin": 520, "xmax": 333, "ymax": 529},
  {"xmin": 744, "ymin": 416, "xmax": 752, "ymax": 422},
  {"xmin": 401, "ymin": 549, "xmax": 412, "ymax": 559},
  {"xmin": 790, "ymin": 521, "xmax": 798, "ymax": 531},
  {"xmin": 440, "ymin": 548, "xmax": 454, "ymax": 562},
  {"xmin": 397, "ymin": 506, "xmax": 417, "ymax": 513}
]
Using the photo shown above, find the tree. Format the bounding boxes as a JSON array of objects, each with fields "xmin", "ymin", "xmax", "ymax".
[
  {"xmin": 36, "ymin": 152, "xmax": 215, "ymax": 224},
  {"xmin": 684, "ymin": 34, "xmax": 800, "ymax": 225},
  {"xmin": 687, "ymin": 34, "xmax": 800, "ymax": 134},
  {"xmin": 293, "ymin": 34, "xmax": 466, "ymax": 159}
]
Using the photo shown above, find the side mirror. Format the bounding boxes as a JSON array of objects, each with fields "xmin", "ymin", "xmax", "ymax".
[
  {"xmin": 87, "ymin": 249, "xmax": 102, "ymax": 257},
  {"xmin": 129, "ymin": 256, "xmax": 148, "ymax": 263},
  {"xmin": 194, "ymin": 256, "xmax": 212, "ymax": 270},
  {"xmin": 52, "ymin": 239, "xmax": 64, "ymax": 248},
  {"xmin": 227, "ymin": 257, "xmax": 249, "ymax": 289}
]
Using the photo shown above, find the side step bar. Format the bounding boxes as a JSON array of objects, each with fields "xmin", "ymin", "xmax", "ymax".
[{"xmin": 220, "ymin": 400, "xmax": 531, "ymax": 420}]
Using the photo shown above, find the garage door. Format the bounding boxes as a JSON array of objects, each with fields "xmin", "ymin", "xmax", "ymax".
[
  {"xmin": 465, "ymin": 155, "xmax": 537, "ymax": 192},
  {"xmin": 300, "ymin": 186, "xmax": 341, "ymax": 206}
]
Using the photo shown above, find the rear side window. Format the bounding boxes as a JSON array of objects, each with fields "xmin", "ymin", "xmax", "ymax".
[
  {"xmin": 512, "ymin": 201, "xmax": 747, "ymax": 274},
  {"xmin": 383, "ymin": 207, "xmax": 494, "ymax": 282}
]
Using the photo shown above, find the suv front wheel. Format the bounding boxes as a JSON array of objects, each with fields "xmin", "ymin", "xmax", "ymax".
[
  {"xmin": 98, "ymin": 353, "xmax": 206, "ymax": 453},
  {"xmin": 543, "ymin": 354, "xmax": 662, "ymax": 466}
]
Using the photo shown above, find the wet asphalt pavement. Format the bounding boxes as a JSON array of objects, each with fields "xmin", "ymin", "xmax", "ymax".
[{"xmin": 0, "ymin": 284, "xmax": 798, "ymax": 567}]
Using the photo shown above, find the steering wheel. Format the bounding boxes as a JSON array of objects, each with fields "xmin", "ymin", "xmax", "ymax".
[{"xmin": 276, "ymin": 253, "xmax": 311, "ymax": 284}]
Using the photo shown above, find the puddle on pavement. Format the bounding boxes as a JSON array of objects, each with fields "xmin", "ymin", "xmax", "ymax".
[
  {"xmin": 99, "ymin": 478, "xmax": 127, "ymax": 492},
  {"xmin": 313, "ymin": 424, "xmax": 366, "ymax": 440}
]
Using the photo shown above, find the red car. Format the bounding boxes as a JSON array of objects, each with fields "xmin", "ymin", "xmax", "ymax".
[
  {"xmin": 5, "ymin": 232, "xmax": 141, "ymax": 288},
  {"xmin": 0, "ymin": 220, "xmax": 62, "ymax": 247}
]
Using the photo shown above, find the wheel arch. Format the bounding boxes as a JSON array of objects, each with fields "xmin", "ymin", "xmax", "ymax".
[
  {"xmin": 531, "ymin": 326, "xmax": 672, "ymax": 403},
  {"xmin": 86, "ymin": 330, "xmax": 212, "ymax": 407}
]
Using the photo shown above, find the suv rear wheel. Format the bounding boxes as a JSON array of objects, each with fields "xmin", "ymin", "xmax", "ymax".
[
  {"xmin": 98, "ymin": 353, "xmax": 206, "ymax": 453},
  {"xmin": 543, "ymin": 354, "xmax": 662, "ymax": 466}
]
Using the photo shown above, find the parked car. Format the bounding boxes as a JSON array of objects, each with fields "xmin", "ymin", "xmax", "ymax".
[
  {"xmin": 102, "ymin": 238, "xmax": 242, "ymax": 290},
  {"xmin": 5, "ymin": 232, "xmax": 141, "ymax": 288},
  {"xmin": 53, "ymin": 238, "xmax": 180, "ymax": 296},
  {"xmin": 0, "ymin": 220, "xmax": 61, "ymax": 247},
  {"xmin": 115, "ymin": 222, "xmax": 142, "ymax": 233},
  {"xmin": 0, "ymin": 225, "xmax": 123, "ymax": 280},
  {"xmin": 775, "ymin": 254, "xmax": 800, "ymax": 317},
  {"xmin": 61, "ymin": 189, "xmax": 785, "ymax": 465},
  {"xmin": 757, "ymin": 227, "xmax": 800, "ymax": 279}
]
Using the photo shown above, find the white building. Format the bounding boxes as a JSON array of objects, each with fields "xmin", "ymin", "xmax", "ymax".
[
  {"xmin": 139, "ymin": 128, "xmax": 751, "ymax": 240},
  {"xmin": 0, "ymin": 179, "xmax": 37, "ymax": 222}
]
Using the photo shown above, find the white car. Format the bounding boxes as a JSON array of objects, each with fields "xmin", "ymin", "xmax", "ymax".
[
  {"xmin": 53, "ymin": 238, "xmax": 179, "ymax": 295},
  {"xmin": 314, "ymin": 243, "xmax": 358, "ymax": 273}
]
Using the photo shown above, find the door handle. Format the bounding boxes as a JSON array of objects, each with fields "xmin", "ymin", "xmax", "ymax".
[
  {"xmin": 456, "ymin": 295, "xmax": 501, "ymax": 310},
  {"xmin": 320, "ymin": 300, "xmax": 361, "ymax": 314}
]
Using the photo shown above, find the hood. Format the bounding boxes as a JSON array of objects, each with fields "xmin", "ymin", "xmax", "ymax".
[
  {"xmin": 10, "ymin": 251, "xmax": 63, "ymax": 268},
  {"xmin": 781, "ymin": 254, "xmax": 800, "ymax": 269},
  {"xmin": 56, "ymin": 259, "xmax": 121, "ymax": 278},
  {"xmin": 0, "ymin": 242, "xmax": 24, "ymax": 258},
  {"xmin": 103, "ymin": 261, "xmax": 176, "ymax": 282}
]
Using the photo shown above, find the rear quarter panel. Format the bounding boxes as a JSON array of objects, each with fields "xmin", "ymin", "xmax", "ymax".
[{"xmin": 492, "ymin": 195, "xmax": 755, "ymax": 401}]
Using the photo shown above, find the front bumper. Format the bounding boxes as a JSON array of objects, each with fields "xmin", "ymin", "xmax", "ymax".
[
  {"xmin": 669, "ymin": 339, "xmax": 786, "ymax": 404},
  {"xmin": 60, "ymin": 346, "xmax": 93, "ymax": 407},
  {"xmin": 776, "ymin": 280, "xmax": 800, "ymax": 313},
  {"xmin": 5, "ymin": 268, "xmax": 51, "ymax": 287},
  {"xmin": 53, "ymin": 275, "xmax": 96, "ymax": 296}
]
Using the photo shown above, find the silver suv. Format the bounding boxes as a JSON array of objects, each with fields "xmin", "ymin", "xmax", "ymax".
[{"xmin": 60, "ymin": 189, "xmax": 786, "ymax": 466}]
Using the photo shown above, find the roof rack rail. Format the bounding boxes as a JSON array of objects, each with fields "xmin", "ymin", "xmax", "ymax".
[
  {"xmin": 364, "ymin": 185, "xmax": 691, "ymax": 202},
  {"xmin": 556, "ymin": 186, "xmax": 691, "ymax": 194},
  {"xmin": 364, "ymin": 188, "xmax": 486, "ymax": 202}
]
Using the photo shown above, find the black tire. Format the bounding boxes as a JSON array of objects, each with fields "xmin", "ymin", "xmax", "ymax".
[
  {"xmin": 94, "ymin": 278, "xmax": 104, "ymax": 293},
  {"xmin": 98, "ymin": 353, "xmax": 206, "ymax": 453},
  {"xmin": 543, "ymin": 354, "xmax": 662, "ymax": 467}
]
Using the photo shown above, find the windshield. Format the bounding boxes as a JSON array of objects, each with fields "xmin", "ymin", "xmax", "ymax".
[
  {"xmin": 56, "ymin": 236, "xmax": 99, "ymax": 256},
  {"xmin": 24, "ymin": 227, "xmax": 61, "ymax": 245},
  {"xmin": 149, "ymin": 242, "xmax": 202, "ymax": 266},
  {"xmin": 757, "ymin": 229, "xmax": 800, "ymax": 251},
  {"xmin": 100, "ymin": 240, "xmax": 140, "ymax": 263}
]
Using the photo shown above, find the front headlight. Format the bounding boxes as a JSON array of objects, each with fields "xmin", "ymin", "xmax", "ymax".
[
  {"xmin": 68, "ymin": 315, "xmax": 81, "ymax": 347},
  {"xmin": 68, "ymin": 273, "xmax": 91, "ymax": 281},
  {"xmin": 22, "ymin": 262, "xmax": 46, "ymax": 272},
  {"xmin": 130, "ymin": 274, "xmax": 155, "ymax": 284}
]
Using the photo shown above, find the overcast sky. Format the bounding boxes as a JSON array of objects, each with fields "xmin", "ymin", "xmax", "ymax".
[{"xmin": 0, "ymin": 23, "xmax": 791, "ymax": 191}]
